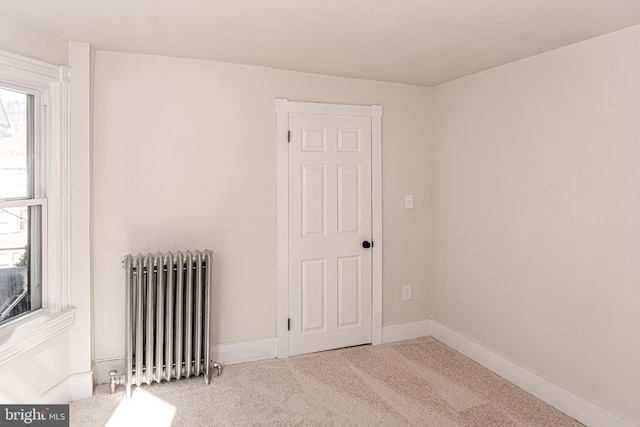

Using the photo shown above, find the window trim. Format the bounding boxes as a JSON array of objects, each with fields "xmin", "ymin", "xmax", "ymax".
[{"xmin": 0, "ymin": 49, "xmax": 74, "ymax": 364}]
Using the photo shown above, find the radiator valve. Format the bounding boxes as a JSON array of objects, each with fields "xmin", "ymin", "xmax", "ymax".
[
  {"xmin": 109, "ymin": 370, "xmax": 125, "ymax": 394},
  {"xmin": 212, "ymin": 362, "xmax": 222, "ymax": 377}
]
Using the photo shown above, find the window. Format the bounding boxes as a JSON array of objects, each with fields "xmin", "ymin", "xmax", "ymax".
[
  {"xmin": 0, "ymin": 49, "xmax": 73, "ymax": 363},
  {"xmin": 0, "ymin": 86, "xmax": 43, "ymax": 325}
]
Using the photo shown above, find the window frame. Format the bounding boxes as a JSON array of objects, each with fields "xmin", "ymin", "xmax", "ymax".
[
  {"xmin": 0, "ymin": 49, "xmax": 74, "ymax": 364},
  {"xmin": 0, "ymin": 83, "xmax": 45, "ymax": 324}
]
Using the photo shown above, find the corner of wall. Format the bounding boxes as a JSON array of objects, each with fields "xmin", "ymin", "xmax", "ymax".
[{"xmin": 424, "ymin": 85, "xmax": 435, "ymax": 322}]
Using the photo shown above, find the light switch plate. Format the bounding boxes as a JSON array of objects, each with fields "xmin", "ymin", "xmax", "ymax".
[
  {"xmin": 405, "ymin": 194, "xmax": 414, "ymax": 209},
  {"xmin": 402, "ymin": 284, "xmax": 412, "ymax": 301}
]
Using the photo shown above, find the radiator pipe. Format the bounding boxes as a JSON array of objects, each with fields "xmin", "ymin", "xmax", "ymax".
[
  {"xmin": 109, "ymin": 370, "xmax": 125, "ymax": 394},
  {"xmin": 212, "ymin": 362, "xmax": 222, "ymax": 377}
]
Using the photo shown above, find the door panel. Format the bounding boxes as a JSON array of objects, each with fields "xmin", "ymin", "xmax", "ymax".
[
  {"xmin": 338, "ymin": 164, "xmax": 360, "ymax": 235},
  {"xmin": 337, "ymin": 255, "xmax": 361, "ymax": 328},
  {"xmin": 301, "ymin": 165, "xmax": 326, "ymax": 238},
  {"xmin": 301, "ymin": 258, "xmax": 326, "ymax": 333},
  {"xmin": 289, "ymin": 113, "xmax": 372, "ymax": 356}
]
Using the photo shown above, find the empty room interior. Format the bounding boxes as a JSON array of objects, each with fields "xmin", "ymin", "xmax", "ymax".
[{"xmin": 0, "ymin": 1, "xmax": 639, "ymax": 426}]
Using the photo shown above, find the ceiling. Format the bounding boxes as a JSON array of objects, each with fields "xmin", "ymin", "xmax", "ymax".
[{"xmin": 2, "ymin": 0, "xmax": 640, "ymax": 86}]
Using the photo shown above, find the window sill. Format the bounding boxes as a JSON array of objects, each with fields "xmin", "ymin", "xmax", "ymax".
[{"xmin": 0, "ymin": 307, "xmax": 76, "ymax": 365}]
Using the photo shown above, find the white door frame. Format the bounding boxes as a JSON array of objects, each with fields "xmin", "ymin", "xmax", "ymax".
[{"xmin": 275, "ymin": 99, "xmax": 383, "ymax": 358}]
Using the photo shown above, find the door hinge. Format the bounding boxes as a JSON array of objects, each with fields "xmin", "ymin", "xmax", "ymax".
[
  {"xmin": 287, "ymin": 318, "xmax": 291, "ymax": 331},
  {"xmin": 287, "ymin": 130, "xmax": 291, "ymax": 143}
]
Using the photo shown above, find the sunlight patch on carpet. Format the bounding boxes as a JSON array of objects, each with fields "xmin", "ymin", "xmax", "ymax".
[{"xmin": 106, "ymin": 388, "xmax": 176, "ymax": 427}]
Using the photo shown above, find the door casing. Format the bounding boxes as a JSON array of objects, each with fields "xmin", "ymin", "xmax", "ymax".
[{"xmin": 275, "ymin": 99, "xmax": 383, "ymax": 358}]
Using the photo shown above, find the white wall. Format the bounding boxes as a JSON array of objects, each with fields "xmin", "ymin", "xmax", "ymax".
[
  {"xmin": 0, "ymin": 31, "xmax": 92, "ymax": 401},
  {"xmin": 430, "ymin": 25, "xmax": 640, "ymax": 425},
  {"xmin": 91, "ymin": 51, "xmax": 431, "ymax": 360},
  {"xmin": 0, "ymin": 13, "xmax": 67, "ymax": 65}
]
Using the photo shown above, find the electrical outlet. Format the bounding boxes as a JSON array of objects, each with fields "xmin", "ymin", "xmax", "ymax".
[{"xmin": 402, "ymin": 284, "xmax": 412, "ymax": 301}]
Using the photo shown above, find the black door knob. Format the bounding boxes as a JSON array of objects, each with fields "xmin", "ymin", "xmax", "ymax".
[{"xmin": 362, "ymin": 241, "xmax": 372, "ymax": 249}]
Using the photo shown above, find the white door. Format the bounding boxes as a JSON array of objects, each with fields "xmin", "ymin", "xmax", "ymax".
[{"xmin": 288, "ymin": 113, "xmax": 372, "ymax": 356}]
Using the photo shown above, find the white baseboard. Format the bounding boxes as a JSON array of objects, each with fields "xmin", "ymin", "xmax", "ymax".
[
  {"xmin": 93, "ymin": 338, "xmax": 278, "ymax": 385},
  {"xmin": 88, "ymin": 323, "xmax": 636, "ymax": 426},
  {"xmin": 381, "ymin": 319, "xmax": 432, "ymax": 344},
  {"xmin": 210, "ymin": 321, "xmax": 432, "ymax": 364},
  {"xmin": 37, "ymin": 371, "xmax": 93, "ymax": 403},
  {"xmin": 92, "ymin": 321, "xmax": 432, "ymax": 383},
  {"xmin": 430, "ymin": 321, "xmax": 636, "ymax": 427},
  {"xmin": 211, "ymin": 337, "xmax": 277, "ymax": 365}
]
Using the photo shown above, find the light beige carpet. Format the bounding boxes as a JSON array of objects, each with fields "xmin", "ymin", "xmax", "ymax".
[{"xmin": 71, "ymin": 337, "xmax": 583, "ymax": 426}]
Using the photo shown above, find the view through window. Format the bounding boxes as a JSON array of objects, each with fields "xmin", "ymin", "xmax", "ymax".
[{"xmin": 0, "ymin": 86, "xmax": 42, "ymax": 325}]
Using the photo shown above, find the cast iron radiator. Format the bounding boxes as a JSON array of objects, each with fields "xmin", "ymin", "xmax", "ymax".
[{"xmin": 121, "ymin": 250, "xmax": 220, "ymax": 397}]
